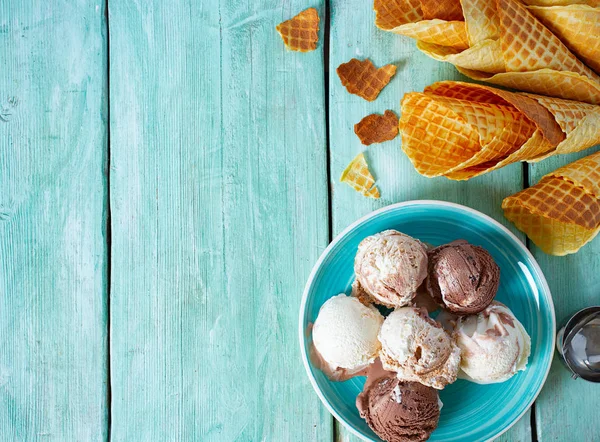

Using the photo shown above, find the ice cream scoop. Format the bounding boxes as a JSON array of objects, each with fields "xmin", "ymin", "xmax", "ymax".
[
  {"xmin": 378, "ymin": 307, "xmax": 460, "ymax": 389},
  {"xmin": 451, "ymin": 301, "xmax": 531, "ymax": 384},
  {"xmin": 312, "ymin": 294, "xmax": 384, "ymax": 379},
  {"xmin": 357, "ymin": 368, "xmax": 440, "ymax": 442},
  {"xmin": 355, "ymin": 230, "xmax": 428, "ymax": 308},
  {"xmin": 427, "ymin": 240, "xmax": 499, "ymax": 314}
]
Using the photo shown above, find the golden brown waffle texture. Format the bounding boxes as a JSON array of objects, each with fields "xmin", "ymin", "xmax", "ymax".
[
  {"xmin": 340, "ymin": 153, "xmax": 381, "ymax": 198},
  {"xmin": 375, "ymin": 0, "xmax": 600, "ymax": 103},
  {"xmin": 336, "ymin": 59, "xmax": 397, "ymax": 102},
  {"xmin": 503, "ymin": 151, "xmax": 600, "ymax": 255},
  {"xmin": 354, "ymin": 110, "xmax": 399, "ymax": 145},
  {"xmin": 276, "ymin": 8, "xmax": 320, "ymax": 52},
  {"xmin": 399, "ymin": 81, "xmax": 600, "ymax": 180}
]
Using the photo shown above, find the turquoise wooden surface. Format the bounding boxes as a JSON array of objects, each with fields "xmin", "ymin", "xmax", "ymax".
[
  {"xmin": 1, "ymin": 0, "xmax": 599, "ymax": 440},
  {"xmin": 0, "ymin": 1, "xmax": 108, "ymax": 440},
  {"xmin": 108, "ymin": 0, "xmax": 330, "ymax": 440}
]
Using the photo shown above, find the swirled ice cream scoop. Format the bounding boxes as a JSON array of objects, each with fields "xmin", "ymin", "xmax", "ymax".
[
  {"xmin": 427, "ymin": 240, "xmax": 499, "ymax": 314},
  {"xmin": 378, "ymin": 307, "xmax": 460, "ymax": 389},
  {"xmin": 312, "ymin": 294, "xmax": 384, "ymax": 379},
  {"xmin": 355, "ymin": 230, "xmax": 428, "ymax": 308},
  {"xmin": 451, "ymin": 301, "xmax": 531, "ymax": 384}
]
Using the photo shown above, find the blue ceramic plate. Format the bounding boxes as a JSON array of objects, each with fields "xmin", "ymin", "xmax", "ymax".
[{"xmin": 299, "ymin": 201, "xmax": 555, "ymax": 442}]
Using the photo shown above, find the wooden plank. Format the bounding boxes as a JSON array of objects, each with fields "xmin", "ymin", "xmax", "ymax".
[
  {"xmin": 528, "ymin": 146, "xmax": 600, "ymax": 442},
  {"xmin": 0, "ymin": 1, "xmax": 108, "ymax": 440},
  {"xmin": 108, "ymin": 0, "xmax": 330, "ymax": 440},
  {"xmin": 329, "ymin": 1, "xmax": 531, "ymax": 440}
]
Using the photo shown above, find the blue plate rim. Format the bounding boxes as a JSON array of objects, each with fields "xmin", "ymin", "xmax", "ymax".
[{"xmin": 298, "ymin": 200, "xmax": 556, "ymax": 442}]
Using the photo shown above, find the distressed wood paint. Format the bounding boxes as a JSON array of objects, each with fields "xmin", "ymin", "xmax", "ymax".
[
  {"xmin": 0, "ymin": 0, "xmax": 598, "ymax": 440},
  {"xmin": 329, "ymin": 1, "xmax": 531, "ymax": 440},
  {"xmin": 0, "ymin": 1, "xmax": 108, "ymax": 441},
  {"xmin": 528, "ymin": 147, "xmax": 600, "ymax": 442},
  {"xmin": 108, "ymin": 0, "xmax": 330, "ymax": 440}
]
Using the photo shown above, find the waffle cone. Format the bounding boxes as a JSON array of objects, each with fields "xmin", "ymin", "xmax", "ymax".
[
  {"xmin": 400, "ymin": 93, "xmax": 481, "ymax": 177},
  {"xmin": 418, "ymin": 39, "xmax": 505, "ymax": 73},
  {"xmin": 526, "ymin": 95, "xmax": 600, "ymax": 158},
  {"xmin": 503, "ymin": 185, "xmax": 600, "ymax": 255},
  {"xmin": 459, "ymin": 68, "xmax": 600, "ymax": 105},
  {"xmin": 420, "ymin": 0, "xmax": 464, "ymax": 20},
  {"xmin": 546, "ymin": 150, "xmax": 600, "ymax": 198},
  {"xmin": 527, "ymin": 5, "xmax": 600, "ymax": 74},
  {"xmin": 461, "ymin": 0, "xmax": 500, "ymax": 43},
  {"xmin": 375, "ymin": 0, "xmax": 600, "ymax": 103},
  {"xmin": 374, "ymin": 0, "xmax": 423, "ymax": 30},
  {"xmin": 400, "ymin": 81, "xmax": 600, "ymax": 180},
  {"xmin": 390, "ymin": 20, "xmax": 469, "ymax": 50},
  {"xmin": 522, "ymin": 0, "xmax": 600, "ymax": 6},
  {"xmin": 340, "ymin": 153, "xmax": 381, "ymax": 198},
  {"xmin": 503, "ymin": 151, "xmax": 600, "ymax": 255}
]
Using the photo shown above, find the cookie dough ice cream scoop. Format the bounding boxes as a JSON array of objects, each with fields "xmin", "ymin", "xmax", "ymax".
[
  {"xmin": 312, "ymin": 294, "xmax": 384, "ymax": 378},
  {"xmin": 355, "ymin": 230, "xmax": 428, "ymax": 308},
  {"xmin": 452, "ymin": 301, "xmax": 531, "ymax": 384},
  {"xmin": 427, "ymin": 240, "xmax": 499, "ymax": 314},
  {"xmin": 357, "ymin": 372, "xmax": 441, "ymax": 442},
  {"xmin": 378, "ymin": 307, "xmax": 460, "ymax": 389}
]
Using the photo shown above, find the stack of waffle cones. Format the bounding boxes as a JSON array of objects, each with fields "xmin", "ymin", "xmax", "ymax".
[
  {"xmin": 400, "ymin": 81, "xmax": 600, "ymax": 180},
  {"xmin": 375, "ymin": 0, "xmax": 600, "ymax": 103},
  {"xmin": 503, "ymin": 151, "xmax": 600, "ymax": 255}
]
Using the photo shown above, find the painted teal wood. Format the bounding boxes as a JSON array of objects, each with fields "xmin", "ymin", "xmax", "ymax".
[
  {"xmin": 0, "ymin": 1, "xmax": 108, "ymax": 440},
  {"xmin": 108, "ymin": 0, "xmax": 330, "ymax": 440},
  {"xmin": 528, "ymin": 147, "xmax": 600, "ymax": 442},
  {"xmin": 329, "ymin": 1, "xmax": 531, "ymax": 440}
]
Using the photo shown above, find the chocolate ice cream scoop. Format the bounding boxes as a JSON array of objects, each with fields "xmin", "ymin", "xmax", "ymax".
[
  {"xmin": 357, "ymin": 366, "xmax": 440, "ymax": 442},
  {"xmin": 426, "ymin": 240, "xmax": 499, "ymax": 315},
  {"xmin": 355, "ymin": 230, "xmax": 428, "ymax": 308}
]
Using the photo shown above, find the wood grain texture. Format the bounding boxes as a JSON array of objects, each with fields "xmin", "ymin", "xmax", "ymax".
[
  {"xmin": 0, "ymin": 1, "xmax": 108, "ymax": 440},
  {"xmin": 329, "ymin": 1, "xmax": 531, "ymax": 440},
  {"xmin": 527, "ymin": 146, "xmax": 600, "ymax": 442},
  {"xmin": 108, "ymin": 0, "xmax": 330, "ymax": 440}
]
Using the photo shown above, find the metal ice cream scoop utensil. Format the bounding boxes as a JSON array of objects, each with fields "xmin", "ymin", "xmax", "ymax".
[{"xmin": 556, "ymin": 306, "xmax": 600, "ymax": 382}]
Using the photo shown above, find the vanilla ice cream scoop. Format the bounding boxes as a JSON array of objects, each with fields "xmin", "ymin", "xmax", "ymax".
[
  {"xmin": 312, "ymin": 294, "xmax": 384, "ymax": 378},
  {"xmin": 452, "ymin": 301, "xmax": 531, "ymax": 384},
  {"xmin": 378, "ymin": 307, "xmax": 460, "ymax": 389},
  {"xmin": 355, "ymin": 230, "xmax": 428, "ymax": 308}
]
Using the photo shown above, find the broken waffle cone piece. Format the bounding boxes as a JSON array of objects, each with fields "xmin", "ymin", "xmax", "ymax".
[
  {"xmin": 399, "ymin": 81, "xmax": 600, "ymax": 180},
  {"xmin": 375, "ymin": 0, "xmax": 600, "ymax": 103},
  {"xmin": 527, "ymin": 4, "xmax": 600, "ymax": 74},
  {"xmin": 276, "ymin": 8, "xmax": 319, "ymax": 52},
  {"xmin": 354, "ymin": 110, "xmax": 399, "ymax": 145},
  {"xmin": 336, "ymin": 59, "xmax": 397, "ymax": 101},
  {"xmin": 503, "ymin": 151, "xmax": 600, "ymax": 255},
  {"xmin": 340, "ymin": 153, "xmax": 381, "ymax": 198}
]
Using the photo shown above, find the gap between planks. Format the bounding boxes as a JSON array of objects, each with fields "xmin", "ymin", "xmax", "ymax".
[
  {"xmin": 105, "ymin": 0, "xmax": 113, "ymax": 440},
  {"xmin": 321, "ymin": 0, "xmax": 337, "ymax": 438}
]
